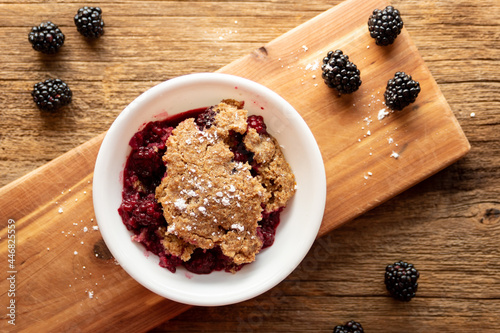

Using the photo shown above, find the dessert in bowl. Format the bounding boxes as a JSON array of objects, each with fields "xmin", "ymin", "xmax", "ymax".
[{"xmin": 93, "ymin": 73, "xmax": 326, "ymax": 306}]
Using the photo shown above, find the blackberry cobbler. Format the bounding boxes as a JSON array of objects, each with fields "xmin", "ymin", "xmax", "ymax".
[{"xmin": 119, "ymin": 99, "xmax": 296, "ymax": 274}]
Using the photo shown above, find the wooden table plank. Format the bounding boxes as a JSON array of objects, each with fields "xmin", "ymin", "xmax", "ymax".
[{"xmin": 0, "ymin": 0, "xmax": 498, "ymax": 332}]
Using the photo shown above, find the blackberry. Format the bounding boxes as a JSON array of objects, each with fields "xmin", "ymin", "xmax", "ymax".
[
  {"xmin": 321, "ymin": 50, "xmax": 361, "ymax": 95},
  {"xmin": 384, "ymin": 72, "xmax": 421, "ymax": 111},
  {"xmin": 28, "ymin": 21, "xmax": 65, "ymax": 54},
  {"xmin": 258, "ymin": 209, "xmax": 282, "ymax": 248},
  {"xmin": 368, "ymin": 6, "xmax": 404, "ymax": 46},
  {"xmin": 74, "ymin": 6, "xmax": 105, "ymax": 38},
  {"xmin": 129, "ymin": 146, "xmax": 164, "ymax": 183},
  {"xmin": 183, "ymin": 248, "xmax": 217, "ymax": 275},
  {"xmin": 119, "ymin": 193, "xmax": 163, "ymax": 229},
  {"xmin": 247, "ymin": 115, "xmax": 267, "ymax": 134},
  {"xmin": 333, "ymin": 320, "xmax": 364, "ymax": 333},
  {"xmin": 228, "ymin": 132, "xmax": 254, "ymax": 164},
  {"xmin": 195, "ymin": 107, "xmax": 217, "ymax": 130},
  {"xmin": 385, "ymin": 260, "xmax": 420, "ymax": 301},
  {"xmin": 31, "ymin": 79, "xmax": 72, "ymax": 111}
]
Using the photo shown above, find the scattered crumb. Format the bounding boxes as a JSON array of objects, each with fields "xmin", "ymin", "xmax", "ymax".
[
  {"xmin": 364, "ymin": 171, "xmax": 373, "ymax": 180},
  {"xmin": 378, "ymin": 108, "xmax": 390, "ymax": 120},
  {"xmin": 390, "ymin": 151, "xmax": 400, "ymax": 159},
  {"xmin": 88, "ymin": 290, "xmax": 94, "ymax": 299},
  {"xmin": 58, "ymin": 208, "xmax": 64, "ymax": 214},
  {"xmin": 305, "ymin": 60, "xmax": 319, "ymax": 71},
  {"xmin": 470, "ymin": 112, "xmax": 476, "ymax": 118},
  {"xmin": 74, "ymin": 251, "xmax": 78, "ymax": 255}
]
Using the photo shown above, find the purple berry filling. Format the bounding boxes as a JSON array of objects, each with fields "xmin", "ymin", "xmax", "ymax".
[
  {"xmin": 118, "ymin": 106, "xmax": 283, "ymax": 274},
  {"xmin": 247, "ymin": 115, "xmax": 267, "ymax": 134}
]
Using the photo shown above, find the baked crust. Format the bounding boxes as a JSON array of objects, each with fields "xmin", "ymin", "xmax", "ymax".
[{"xmin": 155, "ymin": 101, "xmax": 295, "ymax": 265}]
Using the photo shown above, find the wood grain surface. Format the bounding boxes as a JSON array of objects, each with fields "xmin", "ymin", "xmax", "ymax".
[{"xmin": 0, "ymin": 0, "xmax": 499, "ymax": 332}]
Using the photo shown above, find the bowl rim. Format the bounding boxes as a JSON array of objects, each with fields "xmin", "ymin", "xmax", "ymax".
[{"xmin": 93, "ymin": 72, "xmax": 326, "ymax": 306}]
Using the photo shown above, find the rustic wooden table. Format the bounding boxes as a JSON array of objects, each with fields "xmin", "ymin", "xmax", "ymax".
[{"xmin": 1, "ymin": 0, "xmax": 499, "ymax": 332}]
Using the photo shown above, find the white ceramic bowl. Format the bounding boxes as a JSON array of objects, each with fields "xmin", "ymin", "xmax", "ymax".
[{"xmin": 93, "ymin": 73, "xmax": 326, "ymax": 306}]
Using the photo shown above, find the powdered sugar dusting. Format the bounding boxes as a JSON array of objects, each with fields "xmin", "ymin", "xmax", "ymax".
[
  {"xmin": 231, "ymin": 223, "xmax": 245, "ymax": 232},
  {"xmin": 305, "ymin": 60, "xmax": 319, "ymax": 71},
  {"xmin": 174, "ymin": 198, "xmax": 187, "ymax": 211},
  {"xmin": 378, "ymin": 108, "xmax": 390, "ymax": 120}
]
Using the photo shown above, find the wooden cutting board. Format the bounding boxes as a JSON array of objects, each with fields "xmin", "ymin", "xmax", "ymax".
[{"xmin": 0, "ymin": 0, "xmax": 469, "ymax": 331}]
